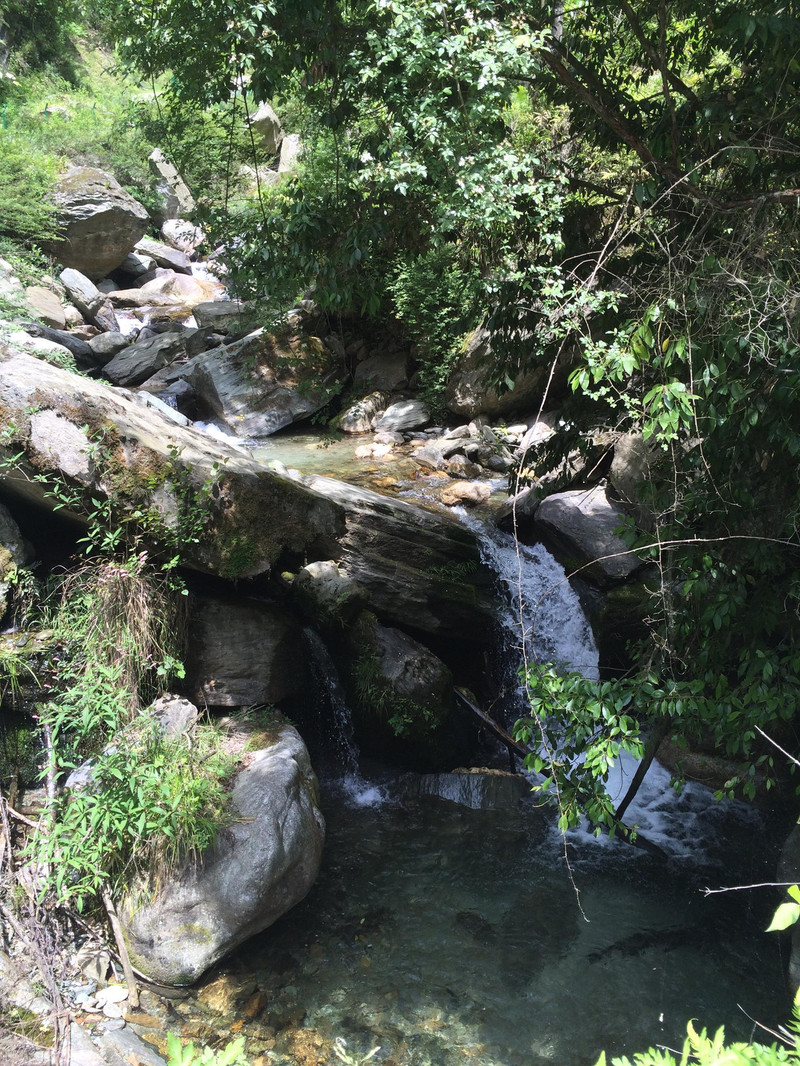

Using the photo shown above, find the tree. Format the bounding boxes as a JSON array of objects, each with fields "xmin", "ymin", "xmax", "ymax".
[{"xmin": 110, "ymin": 0, "xmax": 800, "ymax": 827}]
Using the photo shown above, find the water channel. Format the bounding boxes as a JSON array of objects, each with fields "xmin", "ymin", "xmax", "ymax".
[{"xmin": 176, "ymin": 429, "xmax": 793, "ymax": 1066}]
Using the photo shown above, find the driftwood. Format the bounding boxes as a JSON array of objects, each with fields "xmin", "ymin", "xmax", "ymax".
[{"xmin": 454, "ymin": 687, "xmax": 531, "ymax": 761}]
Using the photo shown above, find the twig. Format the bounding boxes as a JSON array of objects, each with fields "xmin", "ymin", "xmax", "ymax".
[
  {"xmin": 703, "ymin": 881, "xmax": 798, "ymax": 897},
  {"xmin": 101, "ymin": 890, "xmax": 139, "ymax": 1009},
  {"xmin": 755, "ymin": 726, "xmax": 800, "ymax": 769}
]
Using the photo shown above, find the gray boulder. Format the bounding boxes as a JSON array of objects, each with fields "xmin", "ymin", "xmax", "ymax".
[
  {"xmin": 120, "ymin": 723, "xmax": 325, "ymax": 985},
  {"xmin": 134, "ymin": 236, "xmax": 193, "ymax": 275},
  {"xmin": 161, "ymin": 329, "xmax": 341, "ymax": 438},
  {"xmin": 279, "ymin": 133, "xmax": 302, "ymax": 173},
  {"xmin": 25, "ymin": 285, "xmax": 65, "ymax": 329},
  {"xmin": 0, "ymin": 351, "xmax": 344, "ymax": 581},
  {"xmin": 149, "ymin": 149, "xmax": 196, "ymax": 221},
  {"xmin": 375, "ymin": 399, "xmax": 431, "ymax": 433},
  {"xmin": 44, "ymin": 167, "xmax": 150, "ymax": 280},
  {"xmin": 59, "ymin": 267, "xmax": 103, "ymax": 320},
  {"xmin": 160, "ymin": 218, "xmax": 205, "ymax": 255},
  {"xmin": 88, "ymin": 331, "xmax": 128, "ymax": 363},
  {"xmin": 103, "ymin": 330, "xmax": 193, "ymax": 387},
  {"xmin": 353, "ymin": 352, "xmax": 408, "ymax": 391},
  {"xmin": 250, "ymin": 101, "xmax": 284, "ymax": 156},
  {"xmin": 191, "ymin": 299, "xmax": 253, "ymax": 331},
  {"xmin": 337, "ymin": 391, "xmax": 389, "ymax": 434},
  {"xmin": 532, "ymin": 483, "xmax": 643, "ymax": 587},
  {"xmin": 185, "ymin": 596, "xmax": 306, "ymax": 707}
]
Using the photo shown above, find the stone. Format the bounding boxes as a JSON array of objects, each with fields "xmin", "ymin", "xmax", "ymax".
[
  {"xmin": 337, "ymin": 391, "xmax": 389, "ymax": 433},
  {"xmin": 396, "ymin": 770, "xmax": 531, "ymax": 810},
  {"xmin": 609, "ymin": 430, "xmax": 655, "ymax": 527},
  {"xmin": 0, "ymin": 350, "xmax": 344, "ymax": 581},
  {"xmin": 44, "ymin": 167, "xmax": 150, "ymax": 280},
  {"xmin": 160, "ymin": 329, "xmax": 342, "ymax": 438},
  {"xmin": 25, "ymin": 285, "xmax": 65, "ymax": 329},
  {"xmin": 15, "ymin": 324, "xmax": 92, "ymax": 364},
  {"xmin": 134, "ymin": 236, "xmax": 193, "ymax": 275},
  {"xmin": 375, "ymin": 399, "xmax": 431, "ymax": 433},
  {"xmin": 293, "ymin": 560, "xmax": 366, "ymax": 632},
  {"xmin": 250, "ymin": 101, "xmax": 284, "ymax": 156},
  {"xmin": 185, "ymin": 596, "xmax": 306, "ymax": 707},
  {"xmin": 149, "ymin": 148, "xmax": 196, "ymax": 221},
  {"xmin": 0, "ymin": 501, "xmax": 31, "ymax": 622},
  {"xmin": 151, "ymin": 694, "xmax": 198, "ymax": 738},
  {"xmin": 191, "ymin": 299, "xmax": 253, "ymax": 331},
  {"xmin": 120, "ymin": 724, "xmax": 325, "ymax": 985},
  {"xmin": 59, "ymin": 267, "xmax": 103, "ymax": 319},
  {"xmin": 446, "ymin": 328, "xmax": 568, "ymax": 420},
  {"xmin": 116, "ymin": 252, "xmax": 156, "ymax": 279},
  {"xmin": 88, "ymin": 331, "xmax": 128, "ymax": 362},
  {"xmin": 279, "ymin": 133, "xmax": 303, "ymax": 174},
  {"xmin": 440, "ymin": 480, "xmax": 492, "ymax": 507},
  {"xmin": 139, "ymin": 270, "xmax": 217, "ymax": 308},
  {"xmin": 92, "ymin": 299, "xmax": 120, "ymax": 333},
  {"xmin": 532, "ymin": 482, "xmax": 644, "ymax": 587},
  {"xmin": 160, "ymin": 218, "xmax": 205, "ymax": 255},
  {"xmin": 353, "ymin": 352, "xmax": 408, "ymax": 391},
  {"xmin": 103, "ymin": 331, "xmax": 193, "ymax": 387}
]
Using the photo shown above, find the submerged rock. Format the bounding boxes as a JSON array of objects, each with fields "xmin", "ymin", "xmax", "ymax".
[{"xmin": 120, "ymin": 724, "xmax": 325, "ymax": 986}]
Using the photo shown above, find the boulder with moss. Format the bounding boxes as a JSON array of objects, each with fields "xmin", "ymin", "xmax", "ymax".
[{"xmin": 120, "ymin": 722, "xmax": 325, "ymax": 985}]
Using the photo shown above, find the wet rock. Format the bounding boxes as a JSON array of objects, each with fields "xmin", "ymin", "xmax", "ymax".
[
  {"xmin": 120, "ymin": 724, "xmax": 325, "ymax": 986},
  {"xmin": 104, "ymin": 330, "xmax": 194, "ymax": 387},
  {"xmin": 440, "ymin": 481, "xmax": 491, "ymax": 507},
  {"xmin": 396, "ymin": 769, "xmax": 531, "ymax": 810}
]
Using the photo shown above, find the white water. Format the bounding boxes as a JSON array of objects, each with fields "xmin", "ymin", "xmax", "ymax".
[{"xmin": 457, "ymin": 511, "xmax": 599, "ymax": 680}]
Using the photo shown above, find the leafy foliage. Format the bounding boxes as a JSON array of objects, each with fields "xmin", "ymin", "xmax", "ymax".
[{"xmin": 596, "ymin": 1017, "xmax": 799, "ymax": 1066}]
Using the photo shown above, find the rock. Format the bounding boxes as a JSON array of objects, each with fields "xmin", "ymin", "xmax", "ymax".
[
  {"xmin": 444, "ymin": 454, "xmax": 482, "ymax": 479},
  {"xmin": 293, "ymin": 560, "xmax": 366, "ymax": 632},
  {"xmin": 353, "ymin": 352, "xmax": 408, "ymax": 391},
  {"xmin": 63, "ymin": 303, "xmax": 84, "ymax": 327},
  {"xmin": 59, "ymin": 267, "xmax": 103, "ymax": 319},
  {"xmin": 337, "ymin": 391, "xmax": 389, "ymax": 433},
  {"xmin": 531, "ymin": 483, "xmax": 644, "ymax": 587},
  {"xmin": 375, "ymin": 399, "xmax": 431, "ymax": 433},
  {"xmin": 0, "ymin": 351, "xmax": 344, "ymax": 581},
  {"xmin": 160, "ymin": 218, "xmax": 205, "ymax": 255},
  {"xmin": 44, "ymin": 167, "xmax": 150, "ymax": 280},
  {"xmin": 116, "ymin": 252, "xmax": 156, "ymax": 279},
  {"xmin": 440, "ymin": 481, "xmax": 491, "ymax": 507},
  {"xmin": 139, "ymin": 270, "xmax": 217, "ymax": 308},
  {"xmin": 160, "ymin": 329, "xmax": 342, "ymax": 438},
  {"xmin": 151, "ymin": 694, "xmax": 198, "ymax": 738},
  {"xmin": 88, "ymin": 331, "xmax": 128, "ymax": 363},
  {"xmin": 19, "ymin": 322, "xmax": 94, "ymax": 364},
  {"xmin": 446, "ymin": 328, "xmax": 566, "ymax": 420},
  {"xmin": 93, "ymin": 299, "xmax": 120, "ymax": 333},
  {"xmin": 301, "ymin": 475, "xmax": 495, "ymax": 640},
  {"xmin": 0, "ymin": 502, "xmax": 30, "ymax": 622},
  {"xmin": 120, "ymin": 724, "xmax": 325, "ymax": 985},
  {"xmin": 191, "ymin": 299, "xmax": 253, "ymax": 331},
  {"xmin": 106, "ymin": 287, "xmax": 185, "ymax": 310},
  {"xmin": 185, "ymin": 596, "xmax": 306, "ymax": 707},
  {"xmin": 279, "ymin": 133, "xmax": 303, "ymax": 174},
  {"xmin": 149, "ymin": 149, "xmax": 196, "ymax": 221},
  {"xmin": 0, "ymin": 258, "xmax": 24, "ymax": 304},
  {"xmin": 134, "ymin": 236, "xmax": 193, "ymax": 275},
  {"xmin": 103, "ymin": 331, "xmax": 193, "ymax": 387},
  {"xmin": 250, "ymin": 101, "xmax": 284, "ymax": 156},
  {"xmin": 25, "ymin": 285, "xmax": 65, "ymax": 329},
  {"xmin": 609, "ymin": 431, "xmax": 655, "ymax": 527}
]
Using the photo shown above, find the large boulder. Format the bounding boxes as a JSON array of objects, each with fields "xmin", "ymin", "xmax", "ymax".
[
  {"xmin": 529, "ymin": 483, "xmax": 644, "ymax": 587},
  {"xmin": 159, "ymin": 329, "xmax": 343, "ymax": 438},
  {"xmin": 103, "ymin": 330, "xmax": 195, "ymax": 387},
  {"xmin": 375, "ymin": 399, "xmax": 431, "ymax": 433},
  {"xmin": 120, "ymin": 723, "xmax": 325, "ymax": 985},
  {"xmin": 337, "ymin": 391, "xmax": 389, "ymax": 434},
  {"xmin": 0, "ymin": 350, "xmax": 344, "ymax": 581},
  {"xmin": 134, "ymin": 236, "xmax": 193, "ymax": 275},
  {"xmin": 43, "ymin": 167, "xmax": 150, "ymax": 280},
  {"xmin": 185, "ymin": 596, "xmax": 307, "ymax": 707},
  {"xmin": 446, "ymin": 327, "xmax": 568, "ymax": 420}
]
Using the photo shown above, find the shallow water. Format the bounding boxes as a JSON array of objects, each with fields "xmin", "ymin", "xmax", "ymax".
[{"xmin": 223, "ymin": 778, "xmax": 789, "ymax": 1066}]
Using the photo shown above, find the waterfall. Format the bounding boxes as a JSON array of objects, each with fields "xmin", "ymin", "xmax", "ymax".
[
  {"xmin": 457, "ymin": 512, "xmax": 599, "ymax": 682},
  {"xmin": 303, "ymin": 629, "xmax": 384, "ymax": 806}
]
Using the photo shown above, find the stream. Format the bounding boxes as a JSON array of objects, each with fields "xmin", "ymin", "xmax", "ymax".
[{"xmin": 173, "ymin": 431, "xmax": 792, "ymax": 1066}]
